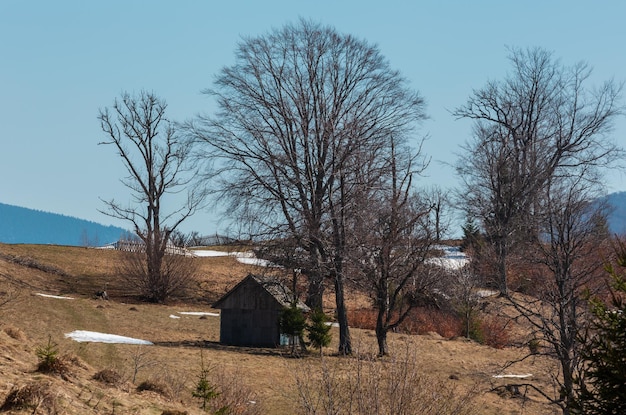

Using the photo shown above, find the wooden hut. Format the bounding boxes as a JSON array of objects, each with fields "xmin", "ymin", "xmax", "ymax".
[{"xmin": 212, "ymin": 274, "xmax": 308, "ymax": 347}]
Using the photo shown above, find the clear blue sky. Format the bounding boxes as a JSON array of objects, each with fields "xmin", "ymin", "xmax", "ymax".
[{"xmin": 1, "ymin": 1, "xmax": 625, "ymax": 236}]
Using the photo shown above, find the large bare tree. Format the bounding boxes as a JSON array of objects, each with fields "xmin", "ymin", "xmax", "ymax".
[
  {"xmin": 455, "ymin": 47, "xmax": 623, "ymax": 295},
  {"xmin": 190, "ymin": 19, "xmax": 426, "ymax": 354},
  {"xmin": 348, "ymin": 139, "xmax": 434, "ymax": 356},
  {"xmin": 506, "ymin": 176, "xmax": 611, "ymax": 415},
  {"xmin": 99, "ymin": 91, "xmax": 205, "ymax": 302}
]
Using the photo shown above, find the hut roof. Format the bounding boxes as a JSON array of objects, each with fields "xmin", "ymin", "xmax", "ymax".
[{"xmin": 212, "ymin": 274, "xmax": 309, "ymax": 311}]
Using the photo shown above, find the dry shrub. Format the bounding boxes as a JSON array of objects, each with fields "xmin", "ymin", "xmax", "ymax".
[
  {"xmin": 0, "ymin": 380, "xmax": 58, "ymax": 413},
  {"xmin": 508, "ymin": 261, "xmax": 548, "ymax": 296},
  {"xmin": 137, "ymin": 379, "xmax": 172, "ymax": 399},
  {"xmin": 294, "ymin": 347, "xmax": 478, "ymax": 415},
  {"xmin": 347, "ymin": 307, "xmax": 464, "ymax": 338},
  {"xmin": 159, "ymin": 369, "xmax": 188, "ymax": 401},
  {"xmin": 3, "ymin": 324, "xmax": 25, "ymax": 340},
  {"xmin": 36, "ymin": 354, "xmax": 74, "ymax": 378},
  {"xmin": 119, "ymin": 250, "xmax": 198, "ymax": 303},
  {"xmin": 194, "ymin": 363, "xmax": 262, "ymax": 415},
  {"xmin": 347, "ymin": 308, "xmax": 377, "ymax": 330},
  {"xmin": 93, "ymin": 368, "xmax": 123, "ymax": 386},
  {"xmin": 478, "ymin": 315, "xmax": 511, "ymax": 349},
  {"xmin": 408, "ymin": 308, "xmax": 463, "ymax": 338}
]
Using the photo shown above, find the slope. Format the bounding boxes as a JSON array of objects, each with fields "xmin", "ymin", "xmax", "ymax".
[{"xmin": 0, "ymin": 202, "xmax": 127, "ymax": 246}]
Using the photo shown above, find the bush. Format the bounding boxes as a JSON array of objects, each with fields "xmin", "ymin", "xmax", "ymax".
[
  {"xmin": 192, "ymin": 352, "xmax": 223, "ymax": 412},
  {"xmin": 192, "ymin": 353, "xmax": 262, "ymax": 415},
  {"xmin": 527, "ymin": 338, "xmax": 540, "ymax": 354},
  {"xmin": 280, "ymin": 306, "xmax": 307, "ymax": 356},
  {"xmin": 3, "ymin": 324, "xmax": 25, "ymax": 341},
  {"xmin": 348, "ymin": 307, "xmax": 464, "ymax": 338},
  {"xmin": 137, "ymin": 379, "xmax": 172, "ymax": 399},
  {"xmin": 93, "ymin": 368, "xmax": 124, "ymax": 386},
  {"xmin": 35, "ymin": 335, "xmax": 72, "ymax": 377},
  {"xmin": 294, "ymin": 347, "xmax": 478, "ymax": 414},
  {"xmin": 307, "ymin": 309, "xmax": 332, "ymax": 356},
  {"xmin": 409, "ymin": 308, "xmax": 463, "ymax": 338},
  {"xmin": 576, "ymin": 243, "xmax": 626, "ymax": 414},
  {"xmin": 476, "ymin": 315, "xmax": 511, "ymax": 349},
  {"xmin": 0, "ymin": 380, "xmax": 57, "ymax": 413}
]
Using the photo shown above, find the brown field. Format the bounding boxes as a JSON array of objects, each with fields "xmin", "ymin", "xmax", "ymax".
[{"xmin": 0, "ymin": 243, "xmax": 561, "ymax": 414}]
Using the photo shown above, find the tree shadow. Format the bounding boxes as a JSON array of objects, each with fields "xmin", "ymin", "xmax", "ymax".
[{"xmin": 151, "ymin": 339, "xmax": 288, "ymax": 357}]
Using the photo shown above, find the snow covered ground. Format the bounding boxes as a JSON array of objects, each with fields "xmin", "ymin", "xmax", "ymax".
[
  {"xmin": 169, "ymin": 311, "xmax": 220, "ymax": 319},
  {"xmin": 36, "ymin": 293, "xmax": 74, "ymax": 300},
  {"xmin": 191, "ymin": 245, "xmax": 469, "ymax": 269},
  {"xmin": 65, "ymin": 330, "xmax": 153, "ymax": 345},
  {"xmin": 191, "ymin": 249, "xmax": 275, "ymax": 266},
  {"xmin": 426, "ymin": 245, "xmax": 469, "ymax": 270},
  {"xmin": 177, "ymin": 311, "xmax": 219, "ymax": 316}
]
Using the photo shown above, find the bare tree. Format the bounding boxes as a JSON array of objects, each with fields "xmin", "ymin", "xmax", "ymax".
[
  {"xmin": 423, "ymin": 185, "xmax": 452, "ymax": 242},
  {"xmin": 348, "ymin": 140, "xmax": 433, "ymax": 356},
  {"xmin": 506, "ymin": 177, "xmax": 611, "ymax": 415},
  {"xmin": 190, "ymin": 19, "xmax": 426, "ymax": 354},
  {"xmin": 454, "ymin": 47, "xmax": 623, "ymax": 295},
  {"xmin": 448, "ymin": 265, "xmax": 485, "ymax": 340},
  {"xmin": 99, "ymin": 91, "xmax": 205, "ymax": 302}
]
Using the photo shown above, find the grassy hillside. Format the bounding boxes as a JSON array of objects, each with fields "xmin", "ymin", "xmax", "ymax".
[{"xmin": 0, "ymin": 243, "xmax": 559, "ymax": 414}]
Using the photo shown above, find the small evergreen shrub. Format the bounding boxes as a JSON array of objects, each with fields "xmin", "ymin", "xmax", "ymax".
[
  {"xmin": 192, "ymin": 352, "xmax": 229, "ymax": 414},
  {"xmin": 280, "ymin": 305, "xmax": 306, "ymax": 356},
  {"xmin": 307, "ymin": 308, "xmax": 332, "ymax": 356},
  {"xmin": 35, "ymin": 335, "xmax": 72, "ymax": 376}
]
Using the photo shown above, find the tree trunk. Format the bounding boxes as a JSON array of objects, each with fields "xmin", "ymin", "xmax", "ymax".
[
  {"xmin": 334, "ymin": 273, "xmax": 351, "ymax": 355},
  {"xmin": 306, "ymin": 272, "xmax": 324, "ymax": 310},
  {"xmin": 376, "ymin": 304, "xmax": 389, "ymax": 356},
  {"xmin": 495, "ymin": 238, "xmax": 508, "ymax": 296}
]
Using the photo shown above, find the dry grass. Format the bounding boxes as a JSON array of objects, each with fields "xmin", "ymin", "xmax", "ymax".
[
  {"xmin": 0, "ymin": 380, "xmax": 59, "ymax": 414},
  {"xmin": 93, "ymin": 368, "xmax": 124, "ymax": 386},
  {"xmin": 0, "ymin": 243, "xmax": 562, "ymax": 414}
]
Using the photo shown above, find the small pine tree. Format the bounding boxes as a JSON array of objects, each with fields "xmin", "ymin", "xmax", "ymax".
[
  {"xmin": 460, "ymin": 217, "xmax": 481, "ymax": 252},
  {"xmin": 192, "ymin": 351, "xmax": 228, "ymax": 414},
  {"xmin": 307, "ymin": 308, "xmax": 332, "ymax": 356},
  {"xmin": 576, "ymin": 241, "xmax": 626, "ymax": 414},
  {"xmin": 280, "ymin": 305, "xmax": 306, "ymax": 356},
  {"xmin": 36, "ymin": 335, "xmax": 59, "ymax": 371}
]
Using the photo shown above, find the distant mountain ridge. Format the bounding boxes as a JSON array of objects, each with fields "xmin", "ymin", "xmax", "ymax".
[
  {"xmin": 0, "ymin": 192, "xmax": 624, "ymax": 246},
  {"xmin": 604, "ymin": 191, "xmax": 626, "ymax": 236},
  {"xmin": 0, "ymin": 202, "xmax": 127, "ymax": 246}
]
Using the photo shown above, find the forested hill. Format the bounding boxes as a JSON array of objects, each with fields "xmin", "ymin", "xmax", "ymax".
[
  {"xmin": 0, "ymin": 202, "xmax": 127, "ymax": 246},
  {"xmin": 0, "ymin": 192, "xmax": 624, "ymax": 246},
  {"xmin": 605, "ymin": 191, "xmax": 626, "ymax": 236}
]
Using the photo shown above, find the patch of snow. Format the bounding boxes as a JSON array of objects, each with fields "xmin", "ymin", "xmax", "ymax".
[
  {"xmin": 476, "ymin": 289, "xmax": 499, "ymax": 298},
  {"xmin": 178, "ymin": 311, "xmax": 220, "ymax": 317},
  {"xmin": 36, "ymin": 293, "xmax": 74, "ymax": 300},
  {"xmin": 492, "ymin": 373, "xmax": 533, "ymax": 379},
  {"xmin": 65, "ymin": 330, "xmax": 153, "ymax": 345},
  {"xmin": 235, "ymin": 256, "xmax": 275, "ymax": 266},
  {"xmin": 169, "ymin": 314, "xmax": 181, "ymax": 319},
  {"xmin": 191, "ymin": 249, "xmax": 279, "ymax": 267},
  {"xmin": 426, "ymin": 246, "xmax": 469, "ymax": 270},
  {"xmin": 191, "ymin": 249, "xmax": 231, "ymax": 257},
  {"xmin": 324, "ymin": 322, "xmax": 340, "ymax": 327}
]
